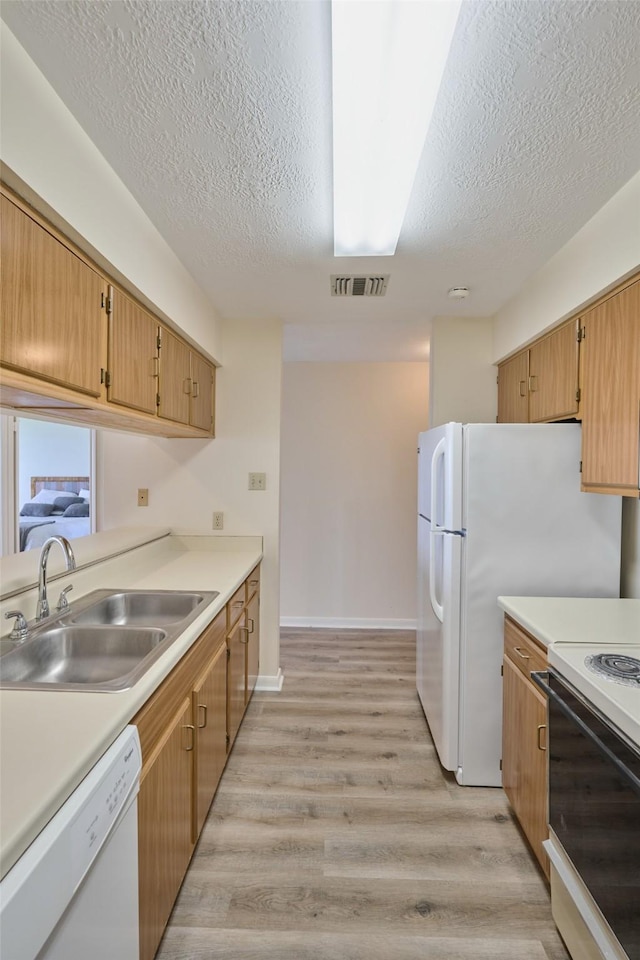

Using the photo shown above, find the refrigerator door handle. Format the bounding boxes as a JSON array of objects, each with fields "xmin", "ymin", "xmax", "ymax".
[
  {"xmin": 430, "ymin": 437, "xmax": 446, "ymax": 532},
  {"xmin": 429, "ymin": 530, "xmax": 444, "ymax": 622}
]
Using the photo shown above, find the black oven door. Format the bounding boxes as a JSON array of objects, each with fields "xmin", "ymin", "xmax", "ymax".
[{"xmin": 535, "ymin": 668, "xmax": 640, "ymax": 960}]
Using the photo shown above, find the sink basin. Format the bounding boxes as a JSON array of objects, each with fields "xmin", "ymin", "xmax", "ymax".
[
  {"xmin": 70, "ymin": 590, "xmax": 207, "ymax": 626},
  {"xmin": 0, "ymin": 587, "xmax": 219, "ymax": 692},
  {"xmin": 0, "ymin": 625, "xmax": 167, "ymax": 686}
]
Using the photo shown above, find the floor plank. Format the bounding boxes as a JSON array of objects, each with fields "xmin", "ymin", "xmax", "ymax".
[{"xmin": 156, "ymin": 628, "xmax": 568, "ymax": 960}]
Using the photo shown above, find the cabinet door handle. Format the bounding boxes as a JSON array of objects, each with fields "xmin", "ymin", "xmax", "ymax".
[
  {"xmin": 183, "ymin": 378, "xmax": 192, "ymax": 395},
  {"xmin": 152, "ymin": 356, "xmax": 159, "ymax": 378},
  {"xmin": 239, "ymin": 626, "xmax": 250, "ymax": 644},
  {"xmin": 197, "ymin": 703, "xmax": 208, "ymax": 729},
  {"xmin": 519, "ymin": 380, "xmax": 526, "ymax": 397},
  {"xmin": 249, "ymin": 579, "xmax": 259, "ymax": 586},
  {"xmin": 192, "ymin": 380, "xmax": 199, "ymax": 399},
  {"xmin": 528, "ymin": 375, "xmax": 538, "ymax": 392},
  {"xmin": 513, "ymin": 646, "xmax": 530, "ymax": 660},
  {"xmin": 232, "ymin": 600, "xmax": 244, "ymax": 608},
  {"xmin": 537, "ymin": 724, "xmax": 547, "ymax": 751},
  {"xmin": 183, "ymin": 724, "xmax": 195, "ymax": 751},
  {"xmin": 247, "ymin": 618, "xmax": 255, "ymax": 634}
]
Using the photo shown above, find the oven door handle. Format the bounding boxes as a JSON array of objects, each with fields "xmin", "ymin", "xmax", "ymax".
[{"xmin": 532, "ymin": 671, "xmax": 640, "ymax": 792}]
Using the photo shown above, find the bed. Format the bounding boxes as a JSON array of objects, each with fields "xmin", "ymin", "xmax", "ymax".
[{"xmin": 19, "ymin": 476, "xmax": 92, "ymax": 552}]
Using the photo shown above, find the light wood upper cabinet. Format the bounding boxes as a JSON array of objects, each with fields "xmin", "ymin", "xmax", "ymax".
[
  {"xmin": 137, "ymin": 697, "xmax": 194, "ymax": 960},
  {"xmin": 528, "ymin": 319, "xmax": 579, "ymax": 423},
  {"xmin": 580, "ymin": 279, "xmax": 640, "ymax": 496},
  {"xmin": 0, "ymin": 193, "xmax": 105, "ymax": 397},
  {"xmin": 107, "ymin": 287, "xmax": 159, "ymax": 414},
  {"xmin": 190, "ymin": 351, "xmax": 215, "ymax": 433},
  {"xmin": 158, "ymin": 326, "xmax": 191, "ymax": 425},
  {"xmin": 497, "ymin": 351, "xmax": 529, "ymax": 422}
]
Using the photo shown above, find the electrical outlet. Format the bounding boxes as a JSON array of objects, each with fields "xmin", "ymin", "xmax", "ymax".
[
  {"xmin": 248, "ymin": 472, "xmax": 266, "ymax": 491},
  {"xmin": 137, "ymin": 488, "xmax": 149, "ymax": 507},
  {"xmin": 212, "ymin": 511, "xmax": 224, "ymax": 530}
]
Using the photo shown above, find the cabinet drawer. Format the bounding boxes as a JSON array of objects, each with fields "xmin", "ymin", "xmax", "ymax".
[
  {"xmin": 504, "ymin": 617, "xmax": 547, "ymax": 679},
  {"xmin": 227, "ymin": 582, "xmax": 246, "ymax": 630},
  {"xmin": 246, "ymin": 564, "xmax": 260, "ymax": 600}
]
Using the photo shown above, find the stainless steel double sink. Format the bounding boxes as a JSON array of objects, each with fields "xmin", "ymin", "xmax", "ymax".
[{"xmin": 0, "ymin": 588, "xmax": 219, "ymax": 693}]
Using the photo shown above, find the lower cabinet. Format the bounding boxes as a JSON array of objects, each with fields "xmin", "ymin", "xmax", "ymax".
[
  {"xmin": 246, "ymin": 588, "xmax": 260, "ymax": 703},
  {"xmin": 137, "ymin": 698, "xmax": 194, "ymax": 960},
  {"xmin": 134, "ymin": 562, "xmax": 262, "ymax": 960},
  {"xmin": 502, "ymin": 617, "xmax": 549, "ymax": 880}
]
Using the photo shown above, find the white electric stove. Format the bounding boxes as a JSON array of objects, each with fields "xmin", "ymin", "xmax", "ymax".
[{"xmin": 548, "ymin": 641, "xmax": 640, "ymax": 746}]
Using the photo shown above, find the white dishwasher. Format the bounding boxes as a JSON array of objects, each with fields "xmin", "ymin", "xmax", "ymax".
[{"xmin": 0, "ymin": 725, "xmax": 141, "ymax": 960}]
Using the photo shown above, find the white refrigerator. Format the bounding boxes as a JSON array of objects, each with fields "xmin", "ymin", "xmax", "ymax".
[{"xmin": 417, "ymin": 422, "xmax": 621, "ymax": 787}]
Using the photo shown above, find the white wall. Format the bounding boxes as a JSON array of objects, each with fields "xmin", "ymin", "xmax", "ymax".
[
  {"xmin": 493, "ymin": 170, "xmax": 640, "ymax": 362},
  {"xmin": 429, "ymin": 317, "xmax": 497, "ymax": 427},
  {"xmin": 17, "ymin": 420, "xmax": 91, "ymax": 508},
  {"xmin": 0, "ymin": 25, "xmax": 222, "ymax": 362},
  {"xmin": 100, "ymin": 318, "xmax": 283, "ymax": 679},
  {"xmin": 280, "ymin": 362, "xmax": 429, "ymax": 627},
  {"xmin": 492, "ymin": 170, "xmax": 640, "ymax": 599}
]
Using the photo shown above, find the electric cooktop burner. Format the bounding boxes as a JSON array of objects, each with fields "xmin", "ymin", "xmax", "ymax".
[{"xmin": 585, "ymin": 653, "xmax": 640, "ymax": 687}]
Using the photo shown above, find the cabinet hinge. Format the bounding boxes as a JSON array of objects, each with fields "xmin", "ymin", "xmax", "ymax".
[
  {"xmin": 575, "ymin": 387, "xmax": 581, "ymax": 403},
  {"xmin": 579, "ymin": 460, "xmax": 583, "ymax": 473},
  {"xmin": 105, "ymin": 285, "xmax": 113, "ymax": 316},
  {"xmin": 577, "ymin": 326, "xmax": 586, "ymax": 342},
  {"xmin": 157, "ymin": 333, "xmax": 162, "ymax": 351},
  {"xmin": 500, "ymin": 664, "xmax": 503, "ymax": 677},
  {"xmin": 226, "ymin": 647, "xmax": 231, "ymax": 661},
  {"xmin": 156, "ymin": 393, "xmax": 161, "ymax": 407},
  {"xmin": 100, "ymin": 369, "xmax": 111, "ymax": 388},
  {"xmin": 226, "ymin": 733, "xmax": 230, "ymax": 747},
  {"xmin": 100, "ymin": 292, "xmax": 105, "ymax": 309},
  {"xmin": 499, "ymin": 759, "xmax": 502, "ymax": 772}
]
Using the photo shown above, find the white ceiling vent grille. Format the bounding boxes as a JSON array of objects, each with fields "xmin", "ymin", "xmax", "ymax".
[{"xmin": 331, "ymin": 275, "xmax": 389, "ymax": 297}]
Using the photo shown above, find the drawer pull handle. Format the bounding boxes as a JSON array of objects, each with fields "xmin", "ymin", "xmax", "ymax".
[
  {"xmin": 537, "ymin": 724, "xmax": 547, "ymax": 751},
  {"xmin": 192, "ymin": 380, "xmax": 200, "ymax": 399},
  {"xmin": 183, "ymin": 724, "xmax": 195, "ymax": 751},
  {"xmin": 198, "ymin": 703, "xmax": 208, "ymax": 729},
  {"xmin": 519, "ymin": 379, "xmax": 526, "ymax": 397},
  {"xmin": 247, "ymin": 618, "xmax": 255, "ymax": 634},
  {"xmin": 239, "ymin": 626, "xmax": 250, "ymax": 644},
  {"xmin": 514, "ymin": 646, "xmax": 530, "ymax": 660}
]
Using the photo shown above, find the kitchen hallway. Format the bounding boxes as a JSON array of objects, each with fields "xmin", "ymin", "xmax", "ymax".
[{"xmin": 157, "ymin": 629, "xmax": 569, "ymax": 960}]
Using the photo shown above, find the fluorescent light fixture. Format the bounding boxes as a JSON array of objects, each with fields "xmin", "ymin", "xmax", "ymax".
[{"xmin": 332, "ymin": 0, "xmax": 461, "ymax": 257}]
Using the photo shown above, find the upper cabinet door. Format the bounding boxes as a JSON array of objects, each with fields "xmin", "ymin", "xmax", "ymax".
[
  {"xmin": 108, "ymin": 288, "xmax": 159, "ymax": 414},
  {"xmin": 581, "ymin": 280, "xmax": 640, "ymax": 495},
  {"xmin": 497, "ymin": 351, "xmax": 529, "ymax": 422},
  {"xmin": 1, "ymin": 194, "xmax": 105, "ymax": 396},
  {"xmin": 158, "ymin": 327, "xmax": 191, "ymax": 425},
  {"xmin": 189, "ymin": 352, "xmax": 215, "ymax": 432},
  {"xmin": 528, "ymin": 320, "xmax": 579, "ymax": 423}
]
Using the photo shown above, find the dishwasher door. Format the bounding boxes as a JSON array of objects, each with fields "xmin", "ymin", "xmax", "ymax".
[{"xmin": 0, "ymin": 726, "xmax": 141, "ymax": 960}]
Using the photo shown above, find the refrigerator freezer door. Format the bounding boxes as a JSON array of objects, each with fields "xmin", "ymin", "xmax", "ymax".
[
  {"xmin": 418, "ymin": 423, "xmax": 463, "ymax": 530},
  {"xmin": 417, "ymin": 515, "xmax": 462, "ymax": 773}
]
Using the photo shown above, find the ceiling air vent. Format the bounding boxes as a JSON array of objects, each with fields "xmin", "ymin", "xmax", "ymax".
[{"xmin": 331, "ymin": 275, "xmax": 389, "ymax": 297}]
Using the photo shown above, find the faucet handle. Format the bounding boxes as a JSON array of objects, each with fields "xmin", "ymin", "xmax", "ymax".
[
  {"xmin": 56, "ymin": 584, "xmax": 74, "ymax": 612},
  {"xmin": 4, "ymin": 610, "xmax": 29, "ymax": 643}
]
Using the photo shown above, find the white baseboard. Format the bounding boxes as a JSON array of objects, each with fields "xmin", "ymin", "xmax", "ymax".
[
  {"xmin": 254, "ymin": 668, "xmax": 284, "ymax": 692},
  {"xmin": 280, "ymin": 617, "xmax": 416, "ymax": 630}
]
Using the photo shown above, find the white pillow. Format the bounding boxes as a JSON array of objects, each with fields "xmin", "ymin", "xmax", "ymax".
[
  {"xmin": 78, "ymin": 488, "xmax": 91, "ymax": 501},
  {"xmin": 31, "ymin": 488, "xmax": 66, "ymax": 505}
]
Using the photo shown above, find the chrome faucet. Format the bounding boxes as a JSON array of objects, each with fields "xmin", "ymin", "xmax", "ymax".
[{"xmin": 36, "ymin": 536, "xmax": 76, "ymax": 621}]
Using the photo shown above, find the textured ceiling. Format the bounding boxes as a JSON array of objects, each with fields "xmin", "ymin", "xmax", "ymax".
[{"xmin": 2, "ymin": 0, "xmax": 640, "ymax": 360}]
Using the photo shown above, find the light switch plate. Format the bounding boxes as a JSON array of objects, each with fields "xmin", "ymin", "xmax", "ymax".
[{"xmin": 248, "ymin": 472, "xmax": 266, "ymax": 491}]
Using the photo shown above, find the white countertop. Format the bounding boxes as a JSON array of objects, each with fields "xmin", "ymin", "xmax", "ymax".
[
  {"xmin": 497, "ymin": 596, "xmax": 640, "ymax": 649},
  {"xmin": 0, "ymin": 529, "xmax": 262, "ymax": 879}
]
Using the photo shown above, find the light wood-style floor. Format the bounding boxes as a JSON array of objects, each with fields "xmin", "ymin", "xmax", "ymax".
[{"xmin": 157, "ymin": 628, "xmax": 569, "ymax": 960}]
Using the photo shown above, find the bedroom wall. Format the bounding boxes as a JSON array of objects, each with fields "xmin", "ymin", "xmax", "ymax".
[
  {"xmin": 280, "ymin": 362, "xmax": 429, "ymax": 627},
  {"xmin": 17, "ymin": 420, "xmax": 91, "ymax": 509}
]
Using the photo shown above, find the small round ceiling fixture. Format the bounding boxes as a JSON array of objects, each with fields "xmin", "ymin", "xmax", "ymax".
[{"xmin": 448, "ymin": 286, "xmax": 470, "ymax": 299}]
